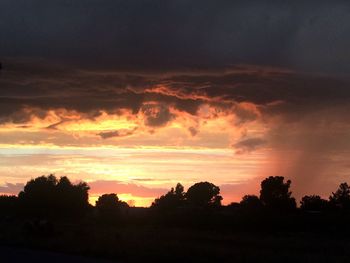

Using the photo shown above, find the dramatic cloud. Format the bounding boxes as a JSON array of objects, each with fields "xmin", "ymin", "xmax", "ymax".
[
  {"xmin": 2, "ymin": 62, "xmax": 350, "ymax": 131},
  {"xmin": 141, "ymin": 103, "xmax": 175, "ymax": 127},
  {"xmin": 1, "ymin": 1, "xmax": 350, "ymax": 205}
]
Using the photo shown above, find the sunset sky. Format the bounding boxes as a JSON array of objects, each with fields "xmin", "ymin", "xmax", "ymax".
[{"xmin": 1, "ymin": 1, "xmax": 350, "ymax": 206}]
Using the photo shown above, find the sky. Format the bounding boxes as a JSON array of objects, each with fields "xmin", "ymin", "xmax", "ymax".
[{"xmin": 1, "ymin": 1, "xmax": 350, "ymax": 206}]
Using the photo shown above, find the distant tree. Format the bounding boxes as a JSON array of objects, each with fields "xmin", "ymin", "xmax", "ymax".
[
  {"xmin": 300, "ymin": 195, "xmax": 328, "ymax": 211},
  {"xmin": 96, "ymin": 193, "xmax": 120, "ymax": 211},
  {"xmin": 260, "ymin": 176, "xmax": 296, "ymax": 211},
  {"xmin": 151, "ymin": 183, "xmax": 185, "ymax": 211},
  {"xmin": 186, "ymin": 182, "xmax": 222, "ymax": 207},
  {"xmin": 240, "ymin": 195, "xmax": 263, "ymax": 211},
  {"xmin": 18, "ymin": 174, "xmax": 90, "ymax": 217},
  {"xmin": 96, "ymin": 193, "xmax": 128, "ymax": 210},
  {"xmin": 329, "ymin": 182, "xmax": 350, "ymax": 209}
]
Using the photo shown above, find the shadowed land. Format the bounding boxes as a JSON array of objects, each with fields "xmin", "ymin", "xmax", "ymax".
[
  {"xmin": 1, "ymin": 174, "xmax": 350, "ymax": 262},
  {"xmin": 0, "ymin": 246, "xmax": 116, "ymax": 263}
]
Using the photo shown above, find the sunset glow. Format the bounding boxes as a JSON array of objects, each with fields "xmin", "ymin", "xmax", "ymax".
[
  {"xmin": 2, "ymin": 65, "xmax": 350, "ymax": 206},
  {"xmin": 2, "ymin": 1, "xmax": 350, "ymax": 207}
]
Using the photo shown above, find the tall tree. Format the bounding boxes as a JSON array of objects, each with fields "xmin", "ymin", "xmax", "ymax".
[
  {"xmin": 329, "ymin": 182, "xmax": 350, "ymax": 209},
  {"xmin": 260, "ymin": 176, "xmax": 296, "ymax": 211}
]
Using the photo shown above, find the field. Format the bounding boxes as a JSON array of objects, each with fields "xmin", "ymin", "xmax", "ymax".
[{"xmin": 1, "ymin": 216, "xmax": 350, "ymax": 263}]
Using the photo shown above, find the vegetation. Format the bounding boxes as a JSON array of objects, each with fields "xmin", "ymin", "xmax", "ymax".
[
  {"xmin": 151, "ymin": 183, "xmax": 185, "ymax": 211},
  {"xmin": 17, "ymin": 174, "xmax": 90, "ymax": 218},
  {"xmin": 260, "ymin": 176, "xmax": 296, "ymax": 211},
  {"xmin": 1, "ymin": 174, "xmax": 350, "ymax": 262}
]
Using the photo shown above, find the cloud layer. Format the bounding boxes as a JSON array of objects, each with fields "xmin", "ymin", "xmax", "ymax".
[
  {"xmin": 1, "ymin": 1, "xmax": 350, "ymax": 74},
  {"xmin": 1, "ymin": 1, "xmax": 350, "ymax": 205}
]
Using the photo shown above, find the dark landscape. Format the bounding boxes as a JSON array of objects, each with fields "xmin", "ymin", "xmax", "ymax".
[{"xmin": 1, "ymin": 174, "xmax": 350, "ymax": 262}]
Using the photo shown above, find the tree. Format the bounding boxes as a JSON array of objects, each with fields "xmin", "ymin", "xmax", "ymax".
[
  {"xmin": 56, "ymin": 176, "xmax": 90, "ymax": 212},
  {"xmin": 151, "ymin": 183, "xmax": 185, "ymax": 211},
  {"xmin": 300, "ymin": 195, "xmax": 328, "ymax": 211},
  {"xmin": 95, "ymin": 193, "xmax": 129, "ymax": 223},
  {"xmin": 96, "ymin": 193, "xmax": 127, "ymax": 209},
  {"xmin": 96, "ymin": 193, "xmax": 119, "ymax": 211},
  {"xmin": 260, "ymin": 176, "xmax": 296, "ymax": 211},
  {"xmin": 18, "ymin": 174, "xmax": 90, "ymax": 217},
  {"xmin": 240, "ymin": 195, "xmax": 263, "ymax": 211},
  {"xmin": 186, "ymin": 182, "xmax": 222, "ymax": 207},
  {"xmin": 329, "ymin": 182, "xmax": 350, "ymax": 209}
]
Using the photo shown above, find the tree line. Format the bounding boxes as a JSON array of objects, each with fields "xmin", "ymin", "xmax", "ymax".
[{"xmin": 1, "ymin": 174, "xmax": 350, "ymax": 219}]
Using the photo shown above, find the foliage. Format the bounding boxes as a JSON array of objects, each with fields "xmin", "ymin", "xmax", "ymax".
[
  {"xmin": 329, "ymin": 182, "xmax": 350, "ymax": 209},
  {"xmin": 151, "ymin": 183, "xmax": 185, "ymax": 211},
  {"xmin": 240, "ymin": 195, "xmax": 263, "ymax": 211},
  {"xmin": 260, "ymin": 176, "xmax": 296, "ymax": 211},
  {"xmin": 96, "ymin": 193, "xmax": 129, "ymax": 216},
  {"xmin": 0, "ymin": 195, "xmax": 18, "ymax": 216},
  {"xmin": 300, "ymin": 195, "xmax": 328, "ymax": 211},
  {"xmin": 186, "ymin": 181, "xmax": 222, "ymax": 207},
  {"xmin": 18, "ymin": 174, "xmax": 90, "ymax": 217}
]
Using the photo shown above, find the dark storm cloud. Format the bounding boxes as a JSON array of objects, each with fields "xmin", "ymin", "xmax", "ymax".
[
  {"xmin": 1, "ymin": 1, "xmax": 350, "ymax": 73},
  {"xmin": 98, "ymin": 128, "xmax": 137, "ymax": 139},
  {"xmin": 1, "ymin": 61, "xmax": 350, "ymax": 128},
  {"xmin": 233, "ymin": 137, "xmax": 267, "ymax": 154},
  {"xmin": 141, "ymin": 103, "xmax": 175, "ymax": 127},
  {"xmin": 1, "ymin": 1, "xmax": 350, "ymax": 127}
]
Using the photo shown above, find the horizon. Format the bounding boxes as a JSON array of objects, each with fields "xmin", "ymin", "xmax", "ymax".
[{"xmin": 1, "ymin": 1, "xmax": 350, "ymax": 207}]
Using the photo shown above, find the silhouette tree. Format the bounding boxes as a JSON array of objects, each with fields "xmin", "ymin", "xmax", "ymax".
[
  {"xmin": 18, "ymin": 174, "xmax": 90, "ymax": 217},
  {"xmin": 96, "ymin": 193, "xmax": 128, "ymax": 211},
  {"xmin": 260, "ymin": 176, "xmax": 296, "ymax": 211},
  {"xmin": 174, "ymin": 183, "xmax": 185, "ymax": 197},
  {"xmin": 56, "ymin": 176, "xmax": 90, "ymax": 212},
  {"xmin": 329, "ymin": 182, "xmax": 350, "ymax": 210},
  {"xmin": 96, "ymin": 193, "xmax": 120, "ymax": 209},
  {"xmin": 151, "ymin": 183, "xmax": 185, "ymax": 211},
  {"xmin": 300, "ymin": 195, "xmax": 328, "ymax": 211},
  {"xmin": 240, "ymin": 195, "xmax": 263, "ymax": 211},
  {"xmin": 186, "ymin": 182, "xmax": 222, "ymax": 207}
]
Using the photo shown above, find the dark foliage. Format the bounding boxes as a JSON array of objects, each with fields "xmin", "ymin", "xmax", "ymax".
[
  {"xmin": 260, "ymin": 176, "xmax": 296, "ymax": 211},
  {"xmin": 3, "ymin": 174, "xmax": 350, "ymax": 262},
  {"xmin": 186, "ymin": 181, "xmax": 222, "ymax": 207},
  {"xmin": 240, "ymin": 195, "xmax": 263, "ymax": 212},
  {"xmin": 300, "ymin": 195, "xmax": 328, "ymax": 211},
  {"xmin": 329, "ymin": 182, "xmax": 350, "ymax": 210},
  {"xmin": 18, "ymin": 174, "xmax": 90, "ymax": 218},
  {"xmin": 151, "ymin": 183, "xmax": 185, "ymax": 211},
  {"xmin": 0, "ymin": 195, "xmax": 18, "ymax": 216},
  {"xmin": 95, "ymin": 193, "xmax": 129, "ymax": 222}
]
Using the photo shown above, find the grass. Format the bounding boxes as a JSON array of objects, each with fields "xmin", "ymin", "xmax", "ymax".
[{"xmin": 1, "ymin": 217, "xmax": 350, "ymax": 262}]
